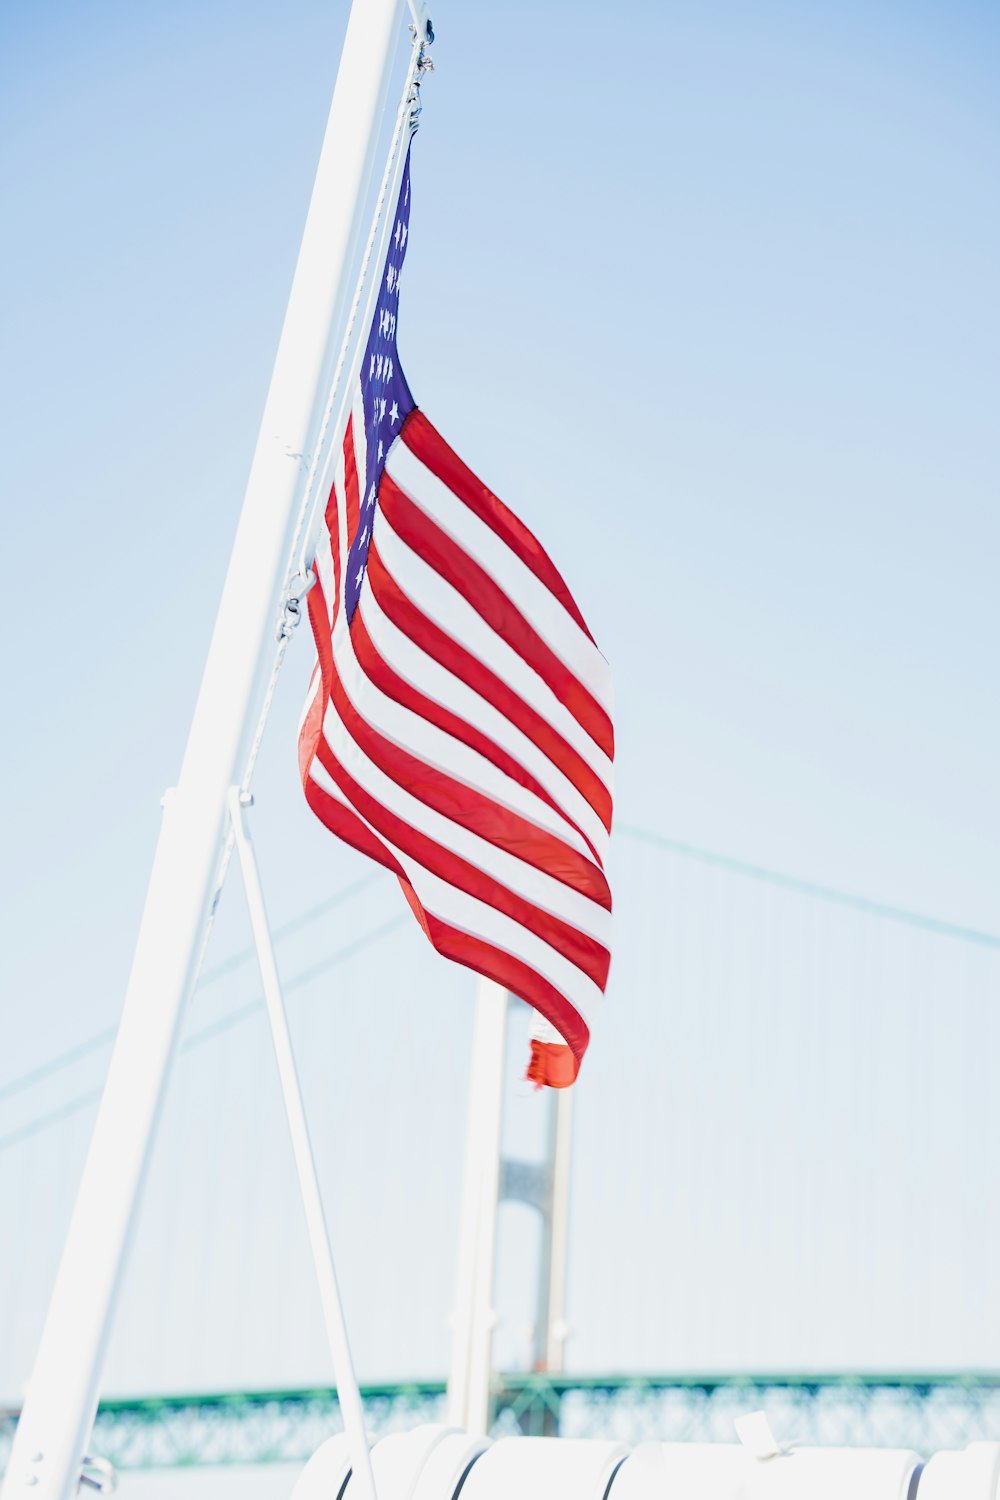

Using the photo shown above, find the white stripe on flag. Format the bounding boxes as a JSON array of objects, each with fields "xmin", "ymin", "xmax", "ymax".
[
  {"xmin": 372, "ymin": 511, "xmax": 614, "ymax": 786},
  {"xmin": 318, "ymin": 684, "xmax": 611, "ymax": 948},
  {"xmin": 308, "ymin": 756, "xmax": 601, "ymax": 1027},
  {"xmin": 329, "ymin": 604, "xmax": 595, "ymax": 859},
  {"xmin": 386, "ymin": 439, "xmax": 613, "ymax": 711},
  {"xmin": 357, "ymin": 582, "xmax": 610, "ymax": 861}
]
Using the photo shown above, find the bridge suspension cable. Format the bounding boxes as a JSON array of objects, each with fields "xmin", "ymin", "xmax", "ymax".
[
  {"xmin": 0, "ymin": 873, "xmax": 383, "ymax": 1108},
  {"xmin": 0, "ymin": 910, "xmax": 404, "ymax": 1157},
  {"xmin": 2, "ymin": 825, "xmax": 996, "ymax": 1155},
  {"xmin": 616, "ymin": 825, "xmax": 1000, "ymax": 948}
]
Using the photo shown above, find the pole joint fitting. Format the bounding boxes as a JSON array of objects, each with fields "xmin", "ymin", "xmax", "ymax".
[{"xmin": 80, "ymin": 1455, "xmax": 118, "ymax": 1493}]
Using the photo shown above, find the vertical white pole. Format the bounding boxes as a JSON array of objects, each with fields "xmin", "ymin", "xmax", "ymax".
[
  {"xmin": 228, "ymin": 791, "xmax": 377, "ymax": 1500},
  {"xmin": 1, "ymin": 6, "xmax": 406, "ymax": 1497},
  {"xmin": 446, "ymin": 980, "xmax": 507, "ymax": 1435},
  {"xmin": 545, "ymin": 1087, "xmax": 573, "ymax": 1373}
]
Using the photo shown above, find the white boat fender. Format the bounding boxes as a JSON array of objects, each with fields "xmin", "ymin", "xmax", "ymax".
[
  {"xmin": 290, "ymin": 1433, "xmax": 353, "ymax": 1500},
  {"xmin": 410, "ymin": 1430, "xmax": 492, "ymax": 1500},
  {"xmin": 917, "ymin": 1441, "xmax": 1000, "ymax": 1500},
  {"xmin": 301, "ymin": 1425, "xmax": 489, "ymax": 1500},
  {"xmin": 343, "ymin": 1427, "xmax": 470, "ymax": 1500},
  {"xmin": 457, "ymin": 1437, "xmax": 628, "ymax": 1500}
]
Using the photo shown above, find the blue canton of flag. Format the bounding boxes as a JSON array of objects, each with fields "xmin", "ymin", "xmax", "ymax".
[{"xmin": 344, "ymin": 150, "xmax": 415, "ymax": 622}]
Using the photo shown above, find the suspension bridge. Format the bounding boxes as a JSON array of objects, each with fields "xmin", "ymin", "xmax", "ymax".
[{"xmin": 2, "ymin": 826, "xmax": 998, "ymax": 1471}]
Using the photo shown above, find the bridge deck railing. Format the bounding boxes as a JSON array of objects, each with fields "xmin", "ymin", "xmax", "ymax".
[{"xmin": 3, "ymin": 1374, "xmax": 999, "ymax": 1470}]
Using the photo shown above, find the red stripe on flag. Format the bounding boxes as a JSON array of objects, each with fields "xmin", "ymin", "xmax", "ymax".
[
  {"xmin": 526, "ymin": 1040, "xmax": 578, "ymax": 1089},
  {"xmin": 378, "ymin": 475, "xmax": 614, "ymax": 761},
  {"xmin": 298, "ymin": 678, "xmax": 326, "ymax": 787},
  {"xmin": 350, "ymin": 605, "xmax": 602, "ymax": 865},
  {"xmin": 366, "ymin": 543, "xmax": 613, "ymax": 834},
  {"xmin": 304, "ymin": 735, "xmax": 587, "ymax": 1090},
  {"xmin": 324, "ymin": 653, "xmax": 612, "ymax": 912},
  {"xmin": 322, "ymin": 477, "xmax": 343, "ymax": 610},
  {"xmin": 300, "ymin": 578, "xmax": 399, "ymax": 875},
  {"xmin": 314, "ymin": 736, "xmax": 611, "ymax": 988},
  {"xmin": 303, "ymin": 775, "xmax": 402, "ymax": 877},
  {"xmin": 321, "ymin": 441, "xmax": 344, "ymax": 612},
  {"xmin": 419, "ymin": 911, "xmax": 589, "ymax": 1080},
  {"xmin": 306, "ymin": 576, "xmax": 335, "ymax": 704},
  {"xmin": 343, "ymin": 414, "xmax": 360, "ymax": 549},
  {"xmin": 401, "ymin": 409, "xmax": 596, "ymax": 643}
]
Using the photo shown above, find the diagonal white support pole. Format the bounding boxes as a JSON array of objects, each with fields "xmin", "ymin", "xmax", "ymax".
[
  {"xmin": 1, "ymin": 5, "xmax": 407, "ymax": 1496},
  {"xmin": 228, "ymin": 789, "xmax": 377, "ymax": 1500}
]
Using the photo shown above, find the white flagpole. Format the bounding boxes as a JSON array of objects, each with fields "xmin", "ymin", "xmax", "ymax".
[{"xmin": 2, "ymin": 5, "xmax": 411, "ymax": 1496}]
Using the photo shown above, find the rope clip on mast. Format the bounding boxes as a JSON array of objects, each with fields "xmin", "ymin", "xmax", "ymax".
[
  {"xmin": 278, "ymin": 568, "xmax": 317, "ymax": 641},
  {"xmin": 409, "ymin": 12, "xmax": 435, "ymax": 127}
]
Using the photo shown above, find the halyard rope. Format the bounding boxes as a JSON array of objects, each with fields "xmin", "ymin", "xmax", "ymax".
[
  {"xmin": 236, "ymin": 23, "xmax": 432, "ymax": 804},
  {"xmin": 287, "ymin": 32, "xmax": 433, "ymax": 588}
]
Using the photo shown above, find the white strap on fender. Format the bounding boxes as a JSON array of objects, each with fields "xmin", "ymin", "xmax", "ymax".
[{"xmin": 735, "ymin": 1411, "xmax": 789, "ymax": 1460}]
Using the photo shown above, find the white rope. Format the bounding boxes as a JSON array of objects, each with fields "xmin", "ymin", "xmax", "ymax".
[
  {"xmin": 291, "ymin": 95, "xmax": 418, "ymax": 584},
  {"xmin": 237, "ymin": 27, "xmax": 430, "ymax": 800},
  {"xmin": 284, "ymin": 24, "xmax": 431, "ymax": 594}
]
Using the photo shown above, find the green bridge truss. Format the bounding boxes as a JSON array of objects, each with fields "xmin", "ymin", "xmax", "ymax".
[{"xmin": 3, "ymin": 1374, "xmax": 999, "ymax": 1470}]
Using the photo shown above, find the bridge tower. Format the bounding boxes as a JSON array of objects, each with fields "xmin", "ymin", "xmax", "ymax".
[{"xmin": 447, "ymin": 981, "xmax": 574, "ymax": 1435}]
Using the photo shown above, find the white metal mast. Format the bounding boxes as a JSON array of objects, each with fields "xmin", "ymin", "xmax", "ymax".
[{"xmin": 1, "ymin": 4, "xmax": 413, "ymax": 1496}]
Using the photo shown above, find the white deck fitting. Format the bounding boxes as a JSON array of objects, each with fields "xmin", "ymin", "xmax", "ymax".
[{"xmin": 614, "ymin": 1442, "xmax": 921, "ymax": 1498}]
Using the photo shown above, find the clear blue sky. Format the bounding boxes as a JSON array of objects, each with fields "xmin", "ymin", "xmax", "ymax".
[{"xmin": 0, "ymin": 0, "xmax": 998, "ymax": 1397}]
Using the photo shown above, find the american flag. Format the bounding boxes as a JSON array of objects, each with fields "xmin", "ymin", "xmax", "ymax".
[{"xmin": 299, "ymin": 142, "xmax": 613, "ymax": 1087}]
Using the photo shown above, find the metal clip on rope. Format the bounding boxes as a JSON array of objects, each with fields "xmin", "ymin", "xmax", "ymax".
[
  {"xmin": 278, "ymin": 569, "xmax": 316, "ymax": 641},
  {"xmin": 409, "ymin": 20, "xmax": 434, "ymax": 128}
]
